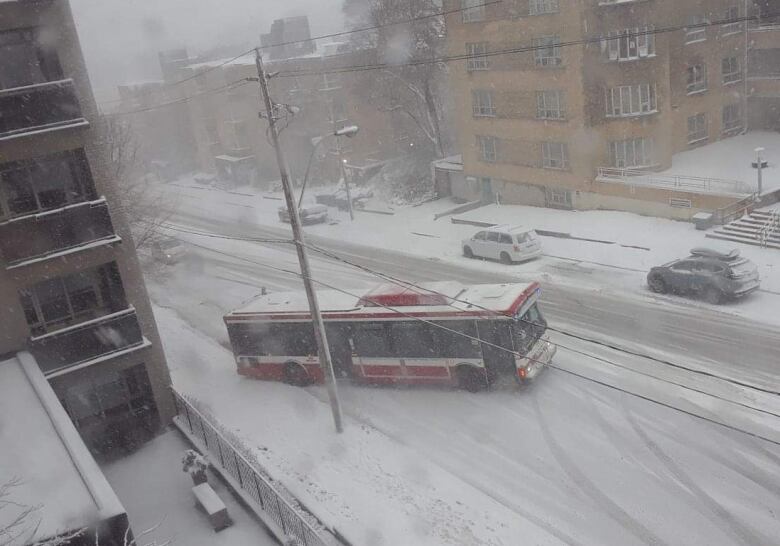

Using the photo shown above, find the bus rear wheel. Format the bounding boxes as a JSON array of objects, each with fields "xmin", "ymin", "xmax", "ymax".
[
  {"xmin": 457, "ymin": 366, "xmax": 485, "ymax": 393},
  {"xmin": 284, "ymin": 362, "xmax": 310, "ymax": 386}
]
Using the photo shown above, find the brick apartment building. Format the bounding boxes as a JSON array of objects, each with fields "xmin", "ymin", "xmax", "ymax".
[
  {"xmin": 0, "ymin": 0, "xmax": 173, "ymax": 453},
  {"xmin": 446, "ymin": 0, "xmax": 779, "ymax": 219},
  {"xmin": 117, "ymin": 17, "xmax": 420, "ymax": 189}
]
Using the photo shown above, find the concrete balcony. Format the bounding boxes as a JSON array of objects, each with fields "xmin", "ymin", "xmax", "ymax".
[
  {"xmin": 0, "ymin": 199, "xmax": 119, "ymax": 268},
  {"xmin": 0, "ymin": 79, "xmax": 88, "ymax": 141},
  {"xmin": 29, "ymin": 307, "xmax": 147, "ymax": 376}
]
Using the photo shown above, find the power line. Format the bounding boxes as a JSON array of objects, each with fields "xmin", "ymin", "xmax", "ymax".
[
  {"xmin": 277, "ymin": 12, "xmax": 771, "ymax": 78},
  {"xmin": 107, "ymin": 79, "xmax": 253, "ymax": 117},
  {"xmin": 160, "ymin": 234, "xmax": 780, "ymax": 444},
  {"xmin": 301, "ymin": 242, "xmax": 780, "ymax": 399},
  {"xmin": 156, "ymin": 222, "xmax": 292, "ymax": 245}
]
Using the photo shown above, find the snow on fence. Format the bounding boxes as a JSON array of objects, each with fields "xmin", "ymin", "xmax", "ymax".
[
  {"xmin": 172, "ymin": 390, "xmax": 342, "ymax": 546},
  {"xmin": 596, "ymin": 167, "xmax": 755, "ymax": 197}
]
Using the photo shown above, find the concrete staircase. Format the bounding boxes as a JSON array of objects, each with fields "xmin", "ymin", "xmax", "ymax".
[{"xmin": 706, "ymin": 209, "xmax": 780, "ymax": 249}]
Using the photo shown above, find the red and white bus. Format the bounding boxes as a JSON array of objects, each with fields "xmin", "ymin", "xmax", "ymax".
[{"xmin": 223, "ymin": 281, "xmax": 555, "ymax": 391}]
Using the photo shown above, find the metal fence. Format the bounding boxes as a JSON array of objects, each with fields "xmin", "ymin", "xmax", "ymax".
[
  {"xmin": 172, "ymin": 390, "xmax": 334, "ymax": 546},
  {"xmin": 596, "ymin": 167, "xmax": 754, "ymax": 197}
]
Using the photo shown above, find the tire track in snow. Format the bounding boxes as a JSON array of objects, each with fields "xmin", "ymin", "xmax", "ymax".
[
  {"xmin": 624, "ymin": 410, "xmax": 771, "ymax": 546},
  {"xmin": 532, "ymin": 395, "xmax": 670, "ymax": 546}
]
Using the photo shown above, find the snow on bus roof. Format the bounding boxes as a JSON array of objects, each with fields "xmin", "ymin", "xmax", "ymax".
[{"xmin": 226, "ymin": 281, "xmax": 540, "ymax": 320}]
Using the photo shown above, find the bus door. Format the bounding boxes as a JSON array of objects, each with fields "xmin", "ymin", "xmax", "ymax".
[
  {"xmin": 476, "ymin": 320, "xmax": 516, "ymax": 383},
  {"xmin": 324, "ymin": 323, "xmax": 354, "ymax": 379}
]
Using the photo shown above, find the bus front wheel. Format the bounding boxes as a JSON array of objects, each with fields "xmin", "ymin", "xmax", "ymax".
[
  {"xmin": 284, "ymin": 362, "xmax": 310, "ymax": 386},
  {"xmin": 457, "ymin": 366, "xmax": 485, "ymax": 393}
]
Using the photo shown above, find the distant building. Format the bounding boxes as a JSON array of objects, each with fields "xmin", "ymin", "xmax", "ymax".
[
  {"xmin": 0, "ymin": 0, "xmax": 173, "ymax": 454},
  {"xmin": 261, "ymin": 16, "xmax": 316, "ymax": 60},
  {"xmin": 445, "ymin": 0, "xmax": 779, "ymax": 219},
  {"xmin": 747, "ymin": 0, "xmax": 780, "ymax": 130}
]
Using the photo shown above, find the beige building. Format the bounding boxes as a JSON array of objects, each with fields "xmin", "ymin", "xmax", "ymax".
[
  {"xmin": 0, "ymin": 0, "xmax": 173, "ymax": 453},
  {"xmin": 446, "ymin": 0, "xmax": 766, "ymax": 219}
]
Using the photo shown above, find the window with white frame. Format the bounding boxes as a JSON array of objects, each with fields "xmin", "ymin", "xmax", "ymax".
[
  {"xmin": 466, "ymin": 42, "xmax": 489, "ymax": 71},
  {"xmin": 603, "ymin": 27, "xmax": 655, "ymax": 61},
  {"xmin": 542, "ymin": 141, "xmax": 569, "ymax": 169},
  {"xmin": 687, "ymin": 113, "xmax": 707, "ymax": 143},
  {"xmin": 608, "ymin": 137, "xmax": 655, "ymax": 168},
  {"xmin": 321, "ymin": 72, "xmax": 341, "ymax": 90},
  {"xmin": 685, "ymin": 15, "xmax": 707, "ymax": 43},
  {"xmin": 722, "ymin": 103, "xmax": 742, "ymax": 133},
  {"xmin": 533, "ymin": 35, "xmax": 562, "ymax": 66},
  {"xmin": 686, "ymin": 63, "xmax": 707, "ymax": 94},
  {"xmin": 477, "ymin": 135, "xmax": 498, "ymax": 162},
  {"xmin": 546, "ymin": 187, "xmax": 572, "ymax": 208},
  {"xmin": 472, "ymin": 89, "xmax": 496, "ymax": 117},
  {"xmin": 536, "ymin": 90, "xmax": 565, "ymax": 119},
  {"xmin": 722, "ymin": 56, "xmax": 741, "ymax": 84},
  {"xmin": 462, "ymin": 0, "xmax": 486, "ymax": 23},
  {"xmin": 529, "ymin": 0, "xmax": 559, "ymax": 15},
  {"xmin": 606, "ymin": 84, "xmax": 657, "ymax": 117},
  {"xmin": 722, "ymin": 6, "xmax": 742, "ymax": 35}
]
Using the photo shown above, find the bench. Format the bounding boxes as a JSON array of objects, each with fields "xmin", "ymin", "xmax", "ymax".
[{"xmin": 192, "ymin": 483, "xmax": 232, "ymax": 531}]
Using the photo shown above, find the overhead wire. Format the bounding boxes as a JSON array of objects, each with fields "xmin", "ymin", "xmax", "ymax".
[
  {"xmin": 153, "ymin": 231, "xmax": 780, "ymax": 445},
  {"xmin": 107, "ymin": 79, "xmax": 254, "ymax": 117}
]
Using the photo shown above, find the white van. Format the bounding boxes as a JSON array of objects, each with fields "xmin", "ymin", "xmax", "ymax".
[{"xmin": 462, "ymin": 225, "xmax": 542, "ymax": 264}]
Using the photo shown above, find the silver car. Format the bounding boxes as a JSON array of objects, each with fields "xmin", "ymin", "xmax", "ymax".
[{"xmin": 462, "ymin": 225, "xmax": 543, "ymax": 264}]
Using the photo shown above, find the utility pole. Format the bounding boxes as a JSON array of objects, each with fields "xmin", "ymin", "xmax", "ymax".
[
  {"xmin": 254, "ymin": 48, "xmax": 344, "ymax": 433},
  {"xmin": 336, "ymin": 136, "xmax": 354, "ymax": 221}
]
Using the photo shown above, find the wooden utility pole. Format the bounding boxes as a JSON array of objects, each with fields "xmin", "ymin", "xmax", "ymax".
[{"xmin": 254, "ymin": 48, "xmax": 344, "ymax": 433}]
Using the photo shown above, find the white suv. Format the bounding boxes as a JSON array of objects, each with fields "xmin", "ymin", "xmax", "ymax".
[{"xmin": 462, "ymin": 225, "xmax": 542, "ymax": 264}]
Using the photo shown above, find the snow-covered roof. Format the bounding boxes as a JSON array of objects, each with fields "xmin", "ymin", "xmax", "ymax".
[
  {"xmin": 226, "ymin": 281, "xmax": 540, "ymax": 321},
  {"xmin": 186, "ymin": 39, "xmax": 348, "ymax": 71},
  {"xmin": 432, "ymin": 154, "xmax": 463, "ymax": 172},
  {"xmin": 0, "ymin": 353, "xmax": 126, "ymax": 541}
]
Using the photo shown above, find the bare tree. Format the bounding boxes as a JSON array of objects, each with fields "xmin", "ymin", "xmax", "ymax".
[
  {"xmin": 98, "ymin": 115, "xmax": 175, "ymax": 250},
  {"xmin": 343, "ymin": 0, "xmax": 450, "ymax": 158}
]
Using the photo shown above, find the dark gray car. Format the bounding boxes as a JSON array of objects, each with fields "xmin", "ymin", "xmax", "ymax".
[{"xmin": 647, "ymin": 248, "xmax": 760, "ymax": 304}]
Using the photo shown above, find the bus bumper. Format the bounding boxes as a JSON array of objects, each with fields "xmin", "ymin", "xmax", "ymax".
[{"xmin": 517, "ymin": 337, "xmax": 556, "ymax": 381}]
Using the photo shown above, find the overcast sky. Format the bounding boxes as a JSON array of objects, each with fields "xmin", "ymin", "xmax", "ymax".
[{"xmin": 70, "ymin": 0, "xmax": 344, "ymax": 102}]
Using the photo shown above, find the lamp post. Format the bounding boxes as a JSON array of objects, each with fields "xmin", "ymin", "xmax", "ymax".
[
  {"xmin": 755, "ymin": 147, "xmax": 765, "ymax": 198},
  {"xmin": 298, "ymin": 125, "xmax": 360, "ymax": 210}
]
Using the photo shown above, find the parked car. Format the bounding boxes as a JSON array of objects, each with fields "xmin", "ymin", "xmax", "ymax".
[
  {"xmin": 278, "ymin": 204, "xmax": 329, "ymax": 225},
  {"xmin": 151, "ymin": 237, "xmax": 187, "ymax": 265},
  {"xmin": 646, "ymin": 247, "xmax": 760, "ymax": 304},
  {"xmin": 462, "ymin": 225, "xmax": 542, "ymax": 264}
]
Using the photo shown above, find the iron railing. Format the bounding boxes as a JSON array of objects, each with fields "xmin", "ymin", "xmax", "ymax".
[
  {"xmin": 596, "ymin": 167, "xmax": 755, "ymax": 197},
  {"xmin": 172, "ymin": 389, "xmax": 338, "ymax": 546},
  {"xmin": 759, "ymin": 210, "xmax": 780, "ymax": 247},
  {"xmin": 713, "ymin": 195, "xmax": 756, "ymax": 225}
]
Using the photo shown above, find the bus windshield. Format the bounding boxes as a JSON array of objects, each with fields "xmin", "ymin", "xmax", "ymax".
[{"xmin": 512, "ymin": 303, "xmax": 547, "ymax": 353}]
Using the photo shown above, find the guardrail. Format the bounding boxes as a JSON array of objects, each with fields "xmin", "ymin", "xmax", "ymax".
[
  {"xmin": 714, "ymin": 195, "xmax": 757, "ymax": 225},
  {"xmin": 172, "ymin": 389, "xmax": 337, "ymax": 546},
  {"xmin": 596, "ymin": 167, "xmax": 754, "ymax": 197},
  {"xmin": 759, "ymin": 211, "xmax": 780, "ymax": 247}
]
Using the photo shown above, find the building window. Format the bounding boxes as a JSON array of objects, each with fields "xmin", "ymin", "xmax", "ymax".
[
  {"xmin": 533, "ymin": 35, "xmax": 562, "ymax": 67},
  {"xmin": 603, "ymin": 27, "xmax": 655, "ymax": 61},
  {"xmin": 472, "ymin": 89, "xmax": 496, "ymax": 117},
  {"xmin": 722, "ymin": 56, "xmax": 741, "ymax": 84},
  {"xmin": 722, "ymin": 103, "xmax": 742, "ymax": 133},
  {"xmin": 529, "ymin": 0, "xmax": 559, "ymax": 15},
  {"xmin": 686, "ymin": 63, "xmax": 707, "ymax": 94},
  {"xmin": 320, "ymin": 73, "xmax": 341, "ymax": 90},
  {"xmin": 670, "ymin": 198, "xmax": 692, "ymax": 208},
  {"xmin": 536, "ymin": 90, "xmax": 565, "ymax": 119},
  {"xmin": 0, "ymin": 150, "xmax": 94, "ymax": 220},
  {"xmin": 546, "ymin": 187, "xmax": 572, "ymax": 208},
  {"xmin": 466, "ymin": 42, "xmax": 489, "ymax": 71},
  {"xmin": 687, "ymin": 113, "xmax": 708, "ymax": 144},
  {"xmin": 20, "ymin": 263, "xmax": 127, "ymax": 336},
  {"xmin": 685, "ymin": 15, "xmax": 708, "ymax": 43},
  {"xmin": 542, "ymin": 142, "xmax": 569, "ymax": 169},
  {"xmin": 722, "ymin": 6, "xmax": 742, "ymax": 35},
  {"xmin": 606, "ymin": 84, "xmax": 657, "ymax": 117},
  {"xmin": 0, "ymin": 28, "xmax": 63, "ymax": 90},
  {"xmin": 462, "ymin": 0, "xmax": 486, "ymax": 23},
  {"xmin": 477, "ymin": 135, "xmax": 498, "ymax": 162},
  {"xmin": 609, "ymin": 137, "xmax": 655, "ymax": 168}
]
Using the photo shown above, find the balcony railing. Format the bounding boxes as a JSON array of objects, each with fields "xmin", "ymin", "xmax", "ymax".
[
  {"xmin": 0, "ymin": 79, "xmax": 87, "ymax": 140},
  {"xmin": 596, "ymin": 167, "xmax": 755, "ymax": 197},
  {"xmin": 29, "ymin": 308, "xmax": 145, "ymax": 375},
  {"xmin": 0, "ymin": 199, "xmax": 118, "ymax": 267}
]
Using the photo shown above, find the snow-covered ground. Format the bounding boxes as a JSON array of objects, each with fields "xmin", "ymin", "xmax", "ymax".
[
  {"xmin": 159, "ymin": 175, "xmax": 780, "ymax": 327},
  {"xmin": 658, "ymin": 130, "xmax": 780, "ymax": 194},
  {"xmin": 102, "ymin": 429, "xmax": 278, "ymax": 546},
  {"xmin": 151, "ymin": 301, "xmax": 780, "ymax": 546}
]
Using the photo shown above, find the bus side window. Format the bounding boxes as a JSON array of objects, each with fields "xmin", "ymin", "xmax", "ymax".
[
  {"xmin": 387, "ymin": 321, "xmax": 436, "ymax": 358},
  {"xmin": 280, "ymin": 322, "xmax": 317, "ymax": 356},
  {"xmin": 431, "ymin": 321, "xmax": 481, "ymax": 359},
  {"xmin": 353, "ymin": 322, "xmax": 391, "ymax": 357}
]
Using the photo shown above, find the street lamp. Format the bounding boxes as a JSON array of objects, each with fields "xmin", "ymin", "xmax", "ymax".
[
  {"xmin": 755, "ymin": 147, "xmax": 765, "ymax": 198},
  {"xmin": 298, "ymin": 125, "xmax": 360, "ymax": 210}
]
